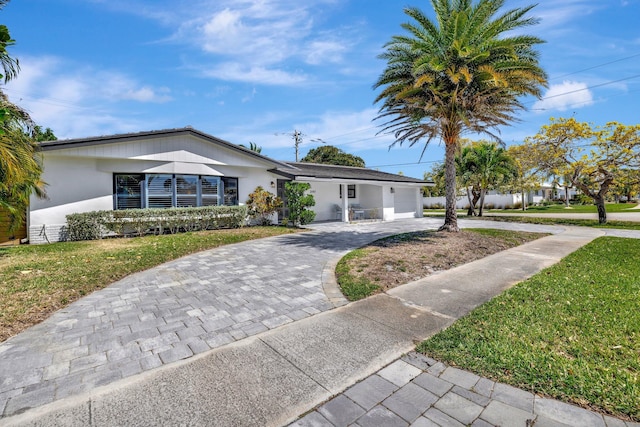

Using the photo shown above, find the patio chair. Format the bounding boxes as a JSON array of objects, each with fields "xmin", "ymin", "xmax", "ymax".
[
  {"xmin": 333, "ymin": 204, "xmax": 343, "ymax": 220},
  {"xmin": 349, "ymin": 204, "xmax": 365, "ymax": 220}
]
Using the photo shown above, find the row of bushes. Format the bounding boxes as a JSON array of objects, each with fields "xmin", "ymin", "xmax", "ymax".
[{"xmin": 66, "ymin": 206, "xmax": 248, "ymax": 241}]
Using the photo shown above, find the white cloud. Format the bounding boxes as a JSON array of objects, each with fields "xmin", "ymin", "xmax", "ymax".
[
  {"xmin": 533, "ymin": 81, "xmax": 594, "ymax": 112},
  {"xmin": 4, "ymin": 56, "xmax": 171, "ymax": 138},
  {"xmin": 167, "ymin": 0, "xmax": 353, "ymax": 85},
  {"xmin": 220, "ymin": 108, "xmax": 394, "ymax": 153},
  {"xmin": 304, "ymin": 39, "xmax": 347, "ymax": 65},
  {"xmin": 203, "ymin": 62, "xmax": 307, "ymax": 85}
]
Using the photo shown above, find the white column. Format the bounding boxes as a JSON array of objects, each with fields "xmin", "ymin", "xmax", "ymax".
[{"xmin": 341, "ymin": 184, "xmax": 349, "ymax": 222}]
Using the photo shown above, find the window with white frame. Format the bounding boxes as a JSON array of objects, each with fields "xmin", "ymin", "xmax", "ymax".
[{"xmin": 114, "ymin": 174, "xmax": 238, "ymax": 209}]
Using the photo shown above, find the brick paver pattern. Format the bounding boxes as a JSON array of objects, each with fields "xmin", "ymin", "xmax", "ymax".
[
  {"xmin": 290, "ymin": 353, "xmax": 638, "ymax": 427},
  {"xmin": 1, "ymin": 219, "xmax": 457, "ymax": 417}
]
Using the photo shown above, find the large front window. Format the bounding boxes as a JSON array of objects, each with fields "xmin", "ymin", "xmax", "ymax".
[
  {"xmin": 114, "ymin": 174, "xmax": 238, "ymax": 209},
  {"xmin": 115, "ymin": 174, "xmax": 144, "ymax": 209}
]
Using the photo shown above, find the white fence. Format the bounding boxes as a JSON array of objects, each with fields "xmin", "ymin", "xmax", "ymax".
[{"xmin": 423, "ymin": 193, "xmax": 523, "ymax": 209}]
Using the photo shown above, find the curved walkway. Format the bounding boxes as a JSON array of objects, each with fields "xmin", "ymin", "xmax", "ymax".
[{"xmin": 0, "ymin": 219, "xmax": 637, "ymax": 426}]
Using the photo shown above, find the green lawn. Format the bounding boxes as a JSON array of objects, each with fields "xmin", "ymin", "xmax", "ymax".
[
  {"xmin": 425, "ymin": 202, "xmax": 638, "ymax": 215},
  {"xmin": 418, "ymin": 236, "xmax": 640, "ymax": 421},
  {"xmin": 0, "ymin": 226, "xmax": 298, "ymax": 342},
  {"xmin": 508, "ymin": 202, "xmax": 637, "ymax": 213},
  {"xmin": 471, "ymin": 215, "xmax": 640, "ymax": 231}
]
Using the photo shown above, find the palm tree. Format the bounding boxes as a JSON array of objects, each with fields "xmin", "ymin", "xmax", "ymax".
[
  {"xmin": 0, "ymin": 93, "xmax": 45, "ymax": 231},
  {"xmin": 374, "ymin": 0, "xmax": 547, "ymax": 231},
  {"xmin": 457, "ymin": 141, "xmax": 516, "ymax": 216},
  {"xmin": 0, "ymin": 1, "xmax": 19, "ymax": 83}
]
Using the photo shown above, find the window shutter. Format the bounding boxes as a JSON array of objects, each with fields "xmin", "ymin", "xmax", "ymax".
[{"xmin": 147, "ymin": 174, "xmax": 174, "ymax": 208}]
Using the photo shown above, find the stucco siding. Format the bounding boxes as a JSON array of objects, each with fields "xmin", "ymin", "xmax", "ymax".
[
  {"xmin": 54, "ymin": 134, "xmax": 273, "ymax": 169},
  {"xmin": 306, "ymin": 181, "xmax": 342, "ymax": 221},
  {"xmin": 31, "ymin": 155, "xmax": 113, "ymax": 226}
]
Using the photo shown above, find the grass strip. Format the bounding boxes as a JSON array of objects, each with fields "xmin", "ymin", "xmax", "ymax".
[
  {"xmin": 0, "ymin": 226, "xmax": 297, "ymax": 342},
  {"xmin": 475, "ymin": 215, "xmax": 640, "ymax": 231},
  {"xmin": 418, "ymin": 236, "xmax": 640, "ymax": 421}
]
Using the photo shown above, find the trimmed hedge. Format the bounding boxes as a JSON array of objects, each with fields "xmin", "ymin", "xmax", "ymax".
[{"xmin": 66, "ymin": 206, "xmax": 248, "ymax": 241}]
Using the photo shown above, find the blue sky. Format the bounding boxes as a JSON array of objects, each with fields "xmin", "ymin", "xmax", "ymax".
[{"xmin": 3, "ymin": 0, "xmax": 640, "ymax": 178}]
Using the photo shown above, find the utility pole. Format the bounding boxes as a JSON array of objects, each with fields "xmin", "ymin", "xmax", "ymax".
[
  {"xmin": 275, "ymin": 130, "xmax": 325, "ymax": 161},
  {"xmin": 292, "ymin": 129, "xmax": 303, "ymax": 162},
  {"xmin": 275, "ymin": 129, "xmax": 305, "ymax": 161}
]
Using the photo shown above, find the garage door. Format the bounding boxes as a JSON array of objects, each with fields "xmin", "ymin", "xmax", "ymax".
[{"xmin": 394, "ymin": 188, "xmax": 416, "ymax": 217}]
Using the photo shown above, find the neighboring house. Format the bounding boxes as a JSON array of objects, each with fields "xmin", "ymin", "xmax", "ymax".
[
  {"xmin": 423, "ymin": 183, "xmax": 579, "ymax": 209},
  {"xmin": 27, "ymin": 127, "xmax": 429, "ymax": 244}
]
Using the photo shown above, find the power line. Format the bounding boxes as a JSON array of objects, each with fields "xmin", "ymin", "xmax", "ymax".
[
  {"xmin": 526, "ymin": 73, "xmax": 640, "ymax": 106},
  {"xmin": 549, "ymin": 52, "xmax": 640, "ymax": 81}
]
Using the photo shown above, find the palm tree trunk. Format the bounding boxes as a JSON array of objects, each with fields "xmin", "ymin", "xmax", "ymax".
[
  {"xmin": 478, "ymin": 188, "xmax": 486, "ymax": 216},
  {"xmin": 440, "ymin": 140, "xmax": 459, "ymax": 232},
  {"xmin": 466, "ymin": 187, "xmax": 476, "ymax": 216}
]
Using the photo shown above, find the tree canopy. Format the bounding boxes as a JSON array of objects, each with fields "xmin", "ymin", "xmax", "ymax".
[
  {"xmin": 374, "ymin": 0, "xmax": 547, "ymax": 231},
  {"xmin": 456, "ymin": 141, "xmax": 516, "ymax": 216},
  {"xmin": 301, "ymin": 145, "xmax": 366, "ymax": 168},
  {"xmin": 0, "ymin": 1, "xmax": 49, "ymax": 231},
  {"xmin": 522, "ymin": 117, "xmax": 640, "ymax": 223}
]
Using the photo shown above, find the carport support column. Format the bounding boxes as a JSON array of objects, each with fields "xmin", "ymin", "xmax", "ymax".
[
  {"xmin": 382, "ymin": 185, "xmax": 395, "ymax": 221},
  {"xmin": 341, "ymin": 184, "xmax": 349, "ymax": 222}
]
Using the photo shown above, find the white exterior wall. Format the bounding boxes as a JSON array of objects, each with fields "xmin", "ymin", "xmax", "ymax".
[
  {"xmin": 29, "ymin": 134, "xmax": 281, "ymax": 243},
  {"xmin": 306, "ymin": 181, "xmax": 342, "ymax": 221},
  {"xmin": 356, "ymin": 184, "xmax": 383, "ymax": 220},
  {"xmin": 31, "ymin": 155, "xmax": 114, "ymax": 226}
]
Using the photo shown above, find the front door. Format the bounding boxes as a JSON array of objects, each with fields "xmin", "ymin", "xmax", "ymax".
[{"xmin": 276, "ymin": 179, "xmax": 291, "ymax": 223}]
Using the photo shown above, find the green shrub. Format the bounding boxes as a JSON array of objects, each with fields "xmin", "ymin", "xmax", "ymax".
[
  {"xmin": 246, "ymin": 186, "xmax": 282, "ymax": 225},
  {"xmin": 284, "ymin": 182, "xmax": 316, "ymax": 226},
  {"xmin": 66, "ymin": 206, "xmax": 248, "ymax": 241},
  {"xmin": 66, "ymin": 211, "xmax": 108, "ymax": 241}
]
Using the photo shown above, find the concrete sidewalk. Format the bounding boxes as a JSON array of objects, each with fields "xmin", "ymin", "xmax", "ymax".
[{"xmin": 3, "ymin": 223, "xmax": 631, "ymax": 426}]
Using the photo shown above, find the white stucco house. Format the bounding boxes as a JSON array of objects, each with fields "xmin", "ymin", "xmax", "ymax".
[{"xmin": 27, "ymin": 127, "xmax": 429, "ymax": 244}]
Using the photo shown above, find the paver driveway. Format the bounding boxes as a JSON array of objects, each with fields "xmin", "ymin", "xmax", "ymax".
[{"xmin": 0, "ymin": 217, "xmax": 488, "ymax": 417}]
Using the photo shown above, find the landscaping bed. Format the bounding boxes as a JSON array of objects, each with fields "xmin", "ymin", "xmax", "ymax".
[{"xmin": 336, "ymin": 228, "xmax": 546, "ymax": 301}]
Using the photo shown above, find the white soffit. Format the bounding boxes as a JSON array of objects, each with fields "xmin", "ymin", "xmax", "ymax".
[
  {"xmin": 131, "ymin": 150, "xmax": 226, "ymax": 165},
  {"xmin": 142, "ymin": 162, "xmax": 224, "ymax": 176}
]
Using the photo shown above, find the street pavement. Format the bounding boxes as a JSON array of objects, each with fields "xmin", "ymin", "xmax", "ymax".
[{"xmin": 0, "ymin": 218, "xmax": 637, "ymax": 426}]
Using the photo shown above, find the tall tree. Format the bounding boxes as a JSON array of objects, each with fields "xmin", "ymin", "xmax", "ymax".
[
  {"xmin": 240, "ymin": 142, "xmax": 262, "ymax": 153},
  {"xmin": 0, "ymin": 1, "xmax": 47, "ymax": 230},
  {"xmin": 374, "ymin": 0, "xmax": 547, "ymax": 231},
  {"xmin": 524, "ymin": 118, "xmax": 640, "ymax": 224},
  {"xmin": 0, "ymin": 93, "xmax": 46, "ymax": 230},
  {"xmin": 423, "ymin": 163, "xmax": 446, "ymax": 197},
  {"xmin": 507, "ymin": 143, "xmax": 545, "ymax": 211},
  {"xmin": 0, "ymin": 0, "xmax": 18, "ymax": 83},
  {"xmin": 301, "ymin": 145, "xmax": 366, "ymax": 167}
]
